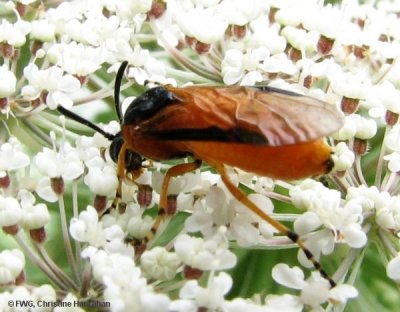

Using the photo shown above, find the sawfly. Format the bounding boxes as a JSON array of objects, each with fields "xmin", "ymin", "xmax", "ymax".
[{"xmin": 57, "ymin": 61, "xmax": 344, "ymax": 287}]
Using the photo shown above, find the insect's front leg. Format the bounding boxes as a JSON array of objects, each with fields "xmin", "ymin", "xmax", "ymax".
[
  {"xmin": 110, "ymin": 142, "xmax": 128, "ymax": 212},
  {"xmin": 144, "ymin": 158, "xmax": 202, "ymax": 243}
]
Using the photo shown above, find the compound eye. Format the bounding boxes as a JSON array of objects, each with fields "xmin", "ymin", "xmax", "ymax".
[
  {"xmin": 109, "ymin": 136, "xmax": 124, "ymax": 164},
  {"xmin": 109, "ymin": 135, "xmax": 143, "ymax": 171}
]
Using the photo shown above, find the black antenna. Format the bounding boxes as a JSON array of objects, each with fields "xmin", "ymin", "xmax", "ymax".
[
  {"xmin": 114, "ymin": 61, "xmax": 129, "ymax": 123},
  {"xmin": 56, "ymin": 105, "xmax": 116, "ymax": 141},
  {"xmin": 56, "ymin": 61, "xmax": 130, "ymax": 141}
]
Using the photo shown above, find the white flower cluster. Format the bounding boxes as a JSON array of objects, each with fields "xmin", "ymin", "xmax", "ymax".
[{"xmin": 1, "ymin": 0, "xmax": 400, "ymax": 311}]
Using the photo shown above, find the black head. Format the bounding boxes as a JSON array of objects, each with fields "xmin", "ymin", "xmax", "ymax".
[
  {"xmin": 123, "ymin": 86, "xmax": 177, "ymax": 125},
  {"xmin": 109, "ymin": 135, "xmax": 144, "ymax": 172}
]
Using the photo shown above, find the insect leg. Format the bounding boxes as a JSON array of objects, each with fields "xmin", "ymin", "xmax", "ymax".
[
  {"xmin": 145, "ymin": 159, "xmax": 202, "ymax": 242},
  {"xmin": 213, "ymin": 162, "xmax": 336, "ymax": 288},
  {"xmin": 111, "ymin": 142, "xmax": 128, "ymax": 211}
]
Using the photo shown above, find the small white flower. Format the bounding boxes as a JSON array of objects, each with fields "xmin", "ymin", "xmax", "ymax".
[
  {"xmin": 70, "ymin": 206, "xmax": 106, "ymax": 247},
  {"xmin": 260, "ymin": 52, "xmax": 297, "ymax": 76},
  {"xmin": 174, "ymin": 228, "xmax": 237, "ymax": 271},
  {"xmin": 30, "ymin": 19, "xmax": 56, "ymax": 42},
  {"xmin": 271, "ymin": 263, "xmax": 307, "ymax": 290},
  {"xmin": 219, "ymin": 0, "xmax": 265, "ymax": 26},
  {"xmin": 141, "ymin": 247, "xmax": 181, "ymax": 281},
  {"xmin": 384, "ymin": 152, "xmax": 400, "ymax": 173},
  {"xmin": 88, "ymin": 249, "xmax": 170, "ymax": 312},
  {"xmin": 176, "ymin": 171, "xmax": 220, "ymax": 213},
  {"xmin": 184, "ymin": 185, "xmax": 271, "ymax": 246},
  {"xmin": 124, "ymin": 45, "xmax": 167, "ymax": 85},
  {"xmin": 350, "ymin": 114, "xmax": 377, "ymax": 140},
  {"xmin": 302, "ymin": 5, "xmax": 342, "ymax": 39},
  {"xmin": 0, "ymin": 137, "xmax": 30, "ymax": 174},
  {"xmin": 103, "ymin": 228, "xmax": 135, "ymax": 257},
  {"xmin": 336, "ymin": 21, "xmax": 365, "ymax": 47},
  {"xmin": 36, "ymin": 176, "xmax": 63, "ymax": 202},
  {"xmin": 0, "ymin": 65, "xmax": 16, "ymax": 98},
  {"xmin": 0, "ymin": 19, "xmax": 31, "ymax": 47},
  {"xmin": 307, "ymin": 58, "xmax": 341, "ymax": 78},
  {"xmin": 65, "ymin": 17, "xmax": 103, "ymax": 47},
  {"xmin": 275, "ymin": 4, "xmax": 304, "ymax": 27},
  {"xmin": 385, "ymin": 59, "xmax": 400, "ymax": 89},
  {"xmin": 173, "ymin": 5, "xmax": 228, "ymax": 44},
  {"xmin": 365, "ymin": 81, "xmax": 400, "ymax": 116},
  {"xmin": 177, "ymin": 272, "xmax": 232, "ymax": 311},
  {"xmin": 84, "ymin": 164, "xmax": 118, "ymax": 196},
  {"xmin": 104, "ymin": 274, "xmax": 170, "ymax": 312},
  {"xmin": 221, "ymin": 49, "xmax": 247, "ymax": 85},
  {"xmin": 281, "ymin": 26, "xmax": 319, "ymax": 53},
  {"xmin": 0, "ymin": 249, "xmax": 25, "ymax": 285},
  {"xmin": 291, "ymin": 180, "xmax": 367, "ymax": 261},
  {"xmin": 35, "ymin": 142, "xmax": 84, "ymax": 180},
  {"xmin": 376, "ymin": 195, "xmax": 400, "ymax": 232},
  {"xmin": 387, "ymin": 254, "xmax": 400, "ymax": 280},
  {"xmin": 114, "ymin": 0, "xmax": 152, "ymax": 20},
  {"xmin": 0, "ymin": 195, "xmax": 22, "ymax": 227},
  {"xmin": 47, "ymin": 42, "xmax": 108, "ymax": 76},
  {"xmin": 330, "ymin": 72, "xmax": 370, "ymax": 100},
  {"xmin": 75, "ymin": 132, "xmax": 112, "ymax": 166},
  {"xmin": 248, "ymin": 17, "xmax": 287, "ymax": 54},
  {"xmin": 90, "ymin": 248, "xmax": 142, "ymax": 283},
  {"xmin": 152, "ymin": 170, "xmax": 198, "ymax": 196},
  {"xmin": 19, "ymin": 190, "xmax": 50, "ymax": 230},
  {"xmin": 126, "ymin": 213, "xmax": 154, "ymax": 240},
  {"xmin": 385, "ymin": 124, "xmax": 400, "ymax": 152},
  {"xmin": 44, "ymin": 2, "xmax": 80, "ymax": 34},
  {"xmin": 253, "ymin": 176, "xmax": 275, "ymax": 195},
  {"xmin": 221, "ymin": 48, "xmax": 269, "ymax": 85},
  {"xmin": 346, "ymin": 185, "xmax": 388, "ymax": 213},
  {"xmin": 301, "ymin": 279, "xmax": 331, "ymax": 308},
  {"xmin": 290, "ymin": 179, "xmax": 326, "ymax": 210},
  {"xmin": 331, "ymin": 142, "xmax": 355, "ymax": 171},
  {"xmin": 331, "ymin": 115, "xmax": 357, "ymax": 141},
  {"xmin": 272, "ymin": 264, "xmax": 358, "ymax": 309},
  {"xmin": 329, "ymin": 284, "xmax": 359, "ymax": 305},
  {"xmin": 22, "ymin": 63, "xmax": 80, "ymax": 109}
]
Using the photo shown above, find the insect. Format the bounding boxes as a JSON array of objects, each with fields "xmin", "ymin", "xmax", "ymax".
[{"xmin": 57, "ymin": 61, "xmax": 343, "ymax": 287}]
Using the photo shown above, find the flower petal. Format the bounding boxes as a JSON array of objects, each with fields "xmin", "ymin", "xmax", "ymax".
[{"xmin": 272, "ymin": 263, "xmax": 306, "ymax": 290}]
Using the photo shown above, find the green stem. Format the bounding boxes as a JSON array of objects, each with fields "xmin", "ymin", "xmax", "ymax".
[{"xmin": 58, "ymin": 195, "xmax": 80, "ymax": 283}]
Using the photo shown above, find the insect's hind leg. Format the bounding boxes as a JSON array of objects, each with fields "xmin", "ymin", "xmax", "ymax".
[
  {"xmin": 212, "ymin": 162, "xmax": 336, "ymax": 288},
  {"xmin": 143, "ymin": 158, "xmax": 202, "ymax": 243}
]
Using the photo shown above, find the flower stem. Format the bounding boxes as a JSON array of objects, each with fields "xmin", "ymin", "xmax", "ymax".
[
  {"xmin": 34, "ymin": 243, "xmax": 78, "ymax": 291},
  {"xmin": 14, "ymin": 232, "xmax": 68, "ymax": 290},
  {"xmin": 58, "ymin": 195, "xmax": 80, "ymax": 282},
  {"xmin": 374, "ymin": 127, "xmax": 389, "ymax": 188},
  {"xmin": 72, "ymin": 180, "xmax": 82, "ymax": 281}
]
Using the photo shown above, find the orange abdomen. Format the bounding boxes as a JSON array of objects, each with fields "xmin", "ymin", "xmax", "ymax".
[
  {"xmin": 184, "ymin": 139, "xmax": 333, "ymax": 180},
  {"xmin": 124, "ymin": 124, "xmax": 333, "ymax": 180}
]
